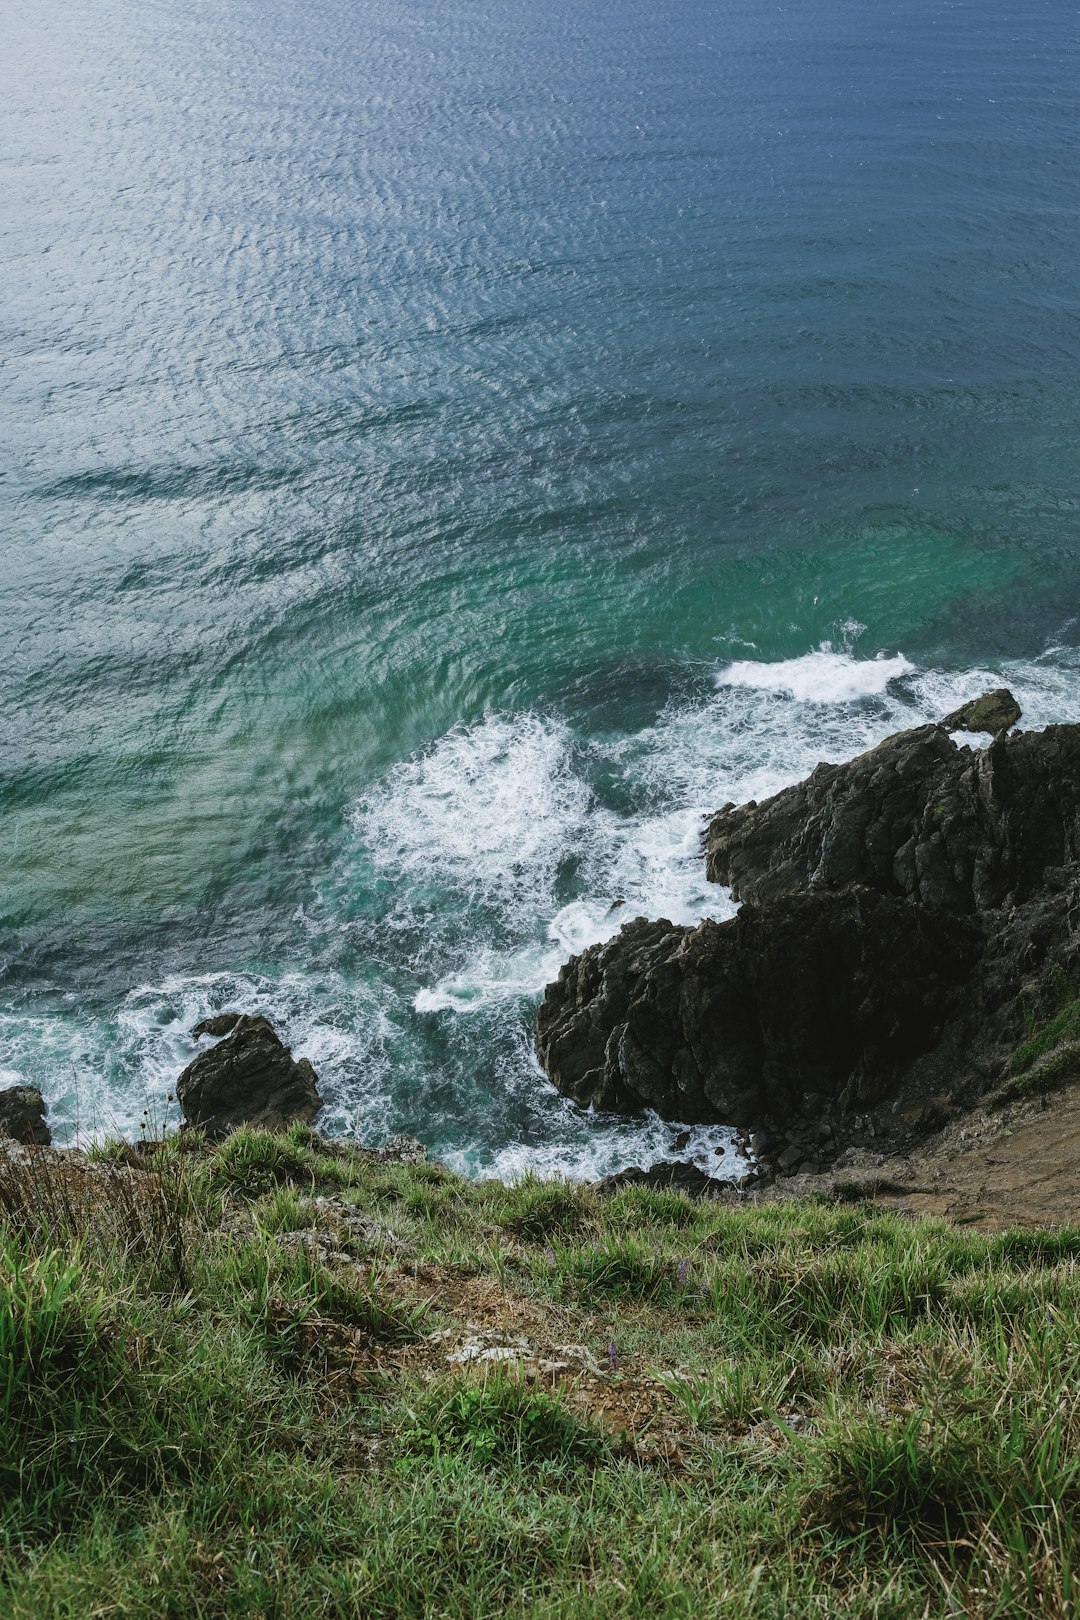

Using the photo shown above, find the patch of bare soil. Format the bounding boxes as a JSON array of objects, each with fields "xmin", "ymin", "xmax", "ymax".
[
  {"xmin": 385, "ymin": 1263, "xmax": 692, "ymax": 1459},
  {"xmin": 774, "ymin": 1081, "xmax": 1080, "ymax": 1231}
]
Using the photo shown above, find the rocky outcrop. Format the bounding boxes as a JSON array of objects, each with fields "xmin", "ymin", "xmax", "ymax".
[
  {"xmin": 177, "ymin": 1015, "xmax": 322, "ymax": 1140},
  {"xmin": 591, "ymin": 1161, "xmax": 745, "ymax": 1198},
  {"xmin": 705, "ymin": 704, "xmax": 1080, "ymax": 913},
  {"xmin": 537, "ymin": 693, "xmax": 1080, "ymax": 1160},
  {"xmin": 941, "ymin": 688, "xmax": 1022, "ymax": 736},
  {"xmin": 537, "ymin": 893, "xmax": 980, "ymax": 1126},
  {"xmin": 0, "ymin": 1085, "xmax": 51, "ymax": 1146},
  {"xmin": 370, "ymin": 1133, "xmax": 428, "ymax": 1165},
  {"xmin": 191, "ymin": 1012, "xmax": 247, "ymax": 1040}
]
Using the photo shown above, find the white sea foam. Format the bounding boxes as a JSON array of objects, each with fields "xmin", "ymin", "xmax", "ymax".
[
  {"xmin": 588, "ymin": 807, "xmax": 736, "ymax": 929},
  {"xmin": 638, "ymin": 646, "xmax": 1080, "ymax": 829},
  {"xmin": 413, "ymin": 943, "xmax": 566, "ymax": 1014},
  {"xmin": 21, "ymin": 643, "xmax": 1080, "ymax": 1179},
  {"xmin": 353, "ymin": 712, "xmax": 593, "ymax": 917},
  {"xmin": 450, "ymin": 1113, "xmax": 744, "ymax": 1185},
  {"xmin": 375, "ymin": 709, "xmax": 738, "ymax": 1014},
  {"xmin": 414, "ymin": 806, "xmax": 737, "ymax": 1015},
  {"xmin": 716, "ymin": 644, "xmax": 914, "ymax": 703},
  {"xmin": 0, "ymin": 1011, "xmax": 113, "ymax": 1140}
]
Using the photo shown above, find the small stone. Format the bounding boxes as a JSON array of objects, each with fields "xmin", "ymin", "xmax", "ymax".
[{"xmin": 776, "ymin": 1145, "xmax": 802, "ymax": 1172}]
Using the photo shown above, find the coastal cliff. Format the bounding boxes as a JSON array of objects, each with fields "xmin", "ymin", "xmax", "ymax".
[
  {"xmin": 537, "ymin": 693, "xmax": 1080, "ymax": 1172},
  {"xmin": 4, "ymin": 732, "xmax": 1080, "ymax": 1613}
]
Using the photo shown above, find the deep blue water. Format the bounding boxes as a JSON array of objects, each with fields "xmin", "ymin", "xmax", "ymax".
[{"xmin": 3, "ymin": 0, "xmax": 1080, "ymax": 1175}]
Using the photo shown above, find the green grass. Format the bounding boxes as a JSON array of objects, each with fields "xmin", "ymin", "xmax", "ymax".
[
  {"xmin": 399, "ymin": 1373, "xmax": 606, "ymax": 1469},
  {"xmin": 1, "ymin": 1131, "xmax": 1080, "ymax": 1616},
  {"xmin": 995, "ymin": 1037, "xmax": 1080, "ymax": 1107},
  {"xmin": 1009, "ymin": 997, "xmax": 1080, "ymax": 1076}
]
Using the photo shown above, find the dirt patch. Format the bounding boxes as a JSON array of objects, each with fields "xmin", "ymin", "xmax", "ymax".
[
  {"xmin": 773, "ymin": 1080, "xmax": 1080, "ymax": 1231},
  {"xmin": 330, "ymin": 1260, "xmax": 698, "ymax": 1460},
  {"xmin": 387, "ymin": 1267, "xmax": 678, "ymax": 1444}
]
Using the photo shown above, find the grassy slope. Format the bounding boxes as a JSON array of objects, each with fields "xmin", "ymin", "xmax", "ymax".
[{"xmin": 1, "ymin": 1125, "xmax": 1079, "ymax": 1618}]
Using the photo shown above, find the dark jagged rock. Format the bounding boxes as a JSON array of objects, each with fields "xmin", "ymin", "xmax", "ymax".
[
  {"xmin": 592, "ymin": 1161, "xmax": 740, "ymax": 1198},
  {"xmin": 0, "ymin": 1085, "xmax": 51, "ymax": 1146},
  {"xmin": 177, "ymin": 1014, "xmax": 322, "ymax": 1140},
  {"xmin": 941, "ymin": 688, "xmax": 1022, "ymax": 736},
  {"xmin": 537, "ymin": 893, "xmax": 979, "ymax": 1126},
  {"xmin": 191, "ymin": 1012, "xmax": 245, "ymax": 1040},
  {"xmin": 706, "ymin": 706, "xmax": 1080, "ymax": 913},
  {"xmin": 537, "ymin": 700, "xmax": 1080, "ymax": 1152}
]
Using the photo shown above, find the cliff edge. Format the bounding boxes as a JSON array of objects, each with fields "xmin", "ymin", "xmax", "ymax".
[{"xmin": 537, "ymin": 691, "xmax": 1080, "ymax": 1175}]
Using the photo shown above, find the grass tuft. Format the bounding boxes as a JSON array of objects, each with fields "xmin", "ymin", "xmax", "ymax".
[
  {"xmin": 557, "ymin": 1238, "xmax": 677, "ymax": 1303},
  {"xmin": 400, "ymin": 1372, "xmax": 606, "ymax": 1470},
  {"xmin": 495, "ymin": 1177, "xmax": 587, "ymax": 1242},
  {"xmin": 1009, "ymin": 998, "xmax": 1080, "ymax": 1076}
]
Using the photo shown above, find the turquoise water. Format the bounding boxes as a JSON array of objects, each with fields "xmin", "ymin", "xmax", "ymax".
[{"xmin": 4, "ymin": 0, "xmax": 1080, "ymax": 1174}]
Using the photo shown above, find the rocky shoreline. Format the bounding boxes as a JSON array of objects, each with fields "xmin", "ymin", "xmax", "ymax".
[
  {"xmin": 537, "ymin": 689, "xmax": 1080, "ymax": 1195},
  {"xmin": 5, "ymin": 688, "xmax": 1080, "ymax": 1225}
]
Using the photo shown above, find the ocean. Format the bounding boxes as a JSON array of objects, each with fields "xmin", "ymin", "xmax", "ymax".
[{"xmin": 4, "ymin": 0, "xmax": 1080, "ymax": 1176}]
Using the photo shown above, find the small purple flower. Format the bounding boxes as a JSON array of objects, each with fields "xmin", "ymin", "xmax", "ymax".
[
  {"xmin": 677, "ymin": 1257, "xmax": 690, "ymax": 1285},
  {"xmin": 607, "ymin": 1341, "xmax": 619, "ymax": 1372},
  {"xmin": 544, "ymin": 1247, "xmax": 557, "ymax": 1266}
]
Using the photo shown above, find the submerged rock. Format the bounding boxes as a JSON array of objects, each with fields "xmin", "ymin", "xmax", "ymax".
[
  {"xmin": 177, "ymin": 1014, "xmax": 322, "ymax": 1140},
  {"xmin": 0, "ymin": 1085, "xmax": 51, "ymax": 1146},
  {"xmin": 591, "ymin": 1160, "xmax": 741, "ymax": 1198}
]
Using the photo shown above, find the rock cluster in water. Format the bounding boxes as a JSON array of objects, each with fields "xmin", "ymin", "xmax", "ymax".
[{"xmin": 536, "ymin": 692, "xmax": 1080, "ymax": 1167}]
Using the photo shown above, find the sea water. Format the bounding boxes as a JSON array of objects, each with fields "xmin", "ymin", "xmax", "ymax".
[{"xmin": 3, "ymin": 0, "xmax": 1080, "ymax": 1176}]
